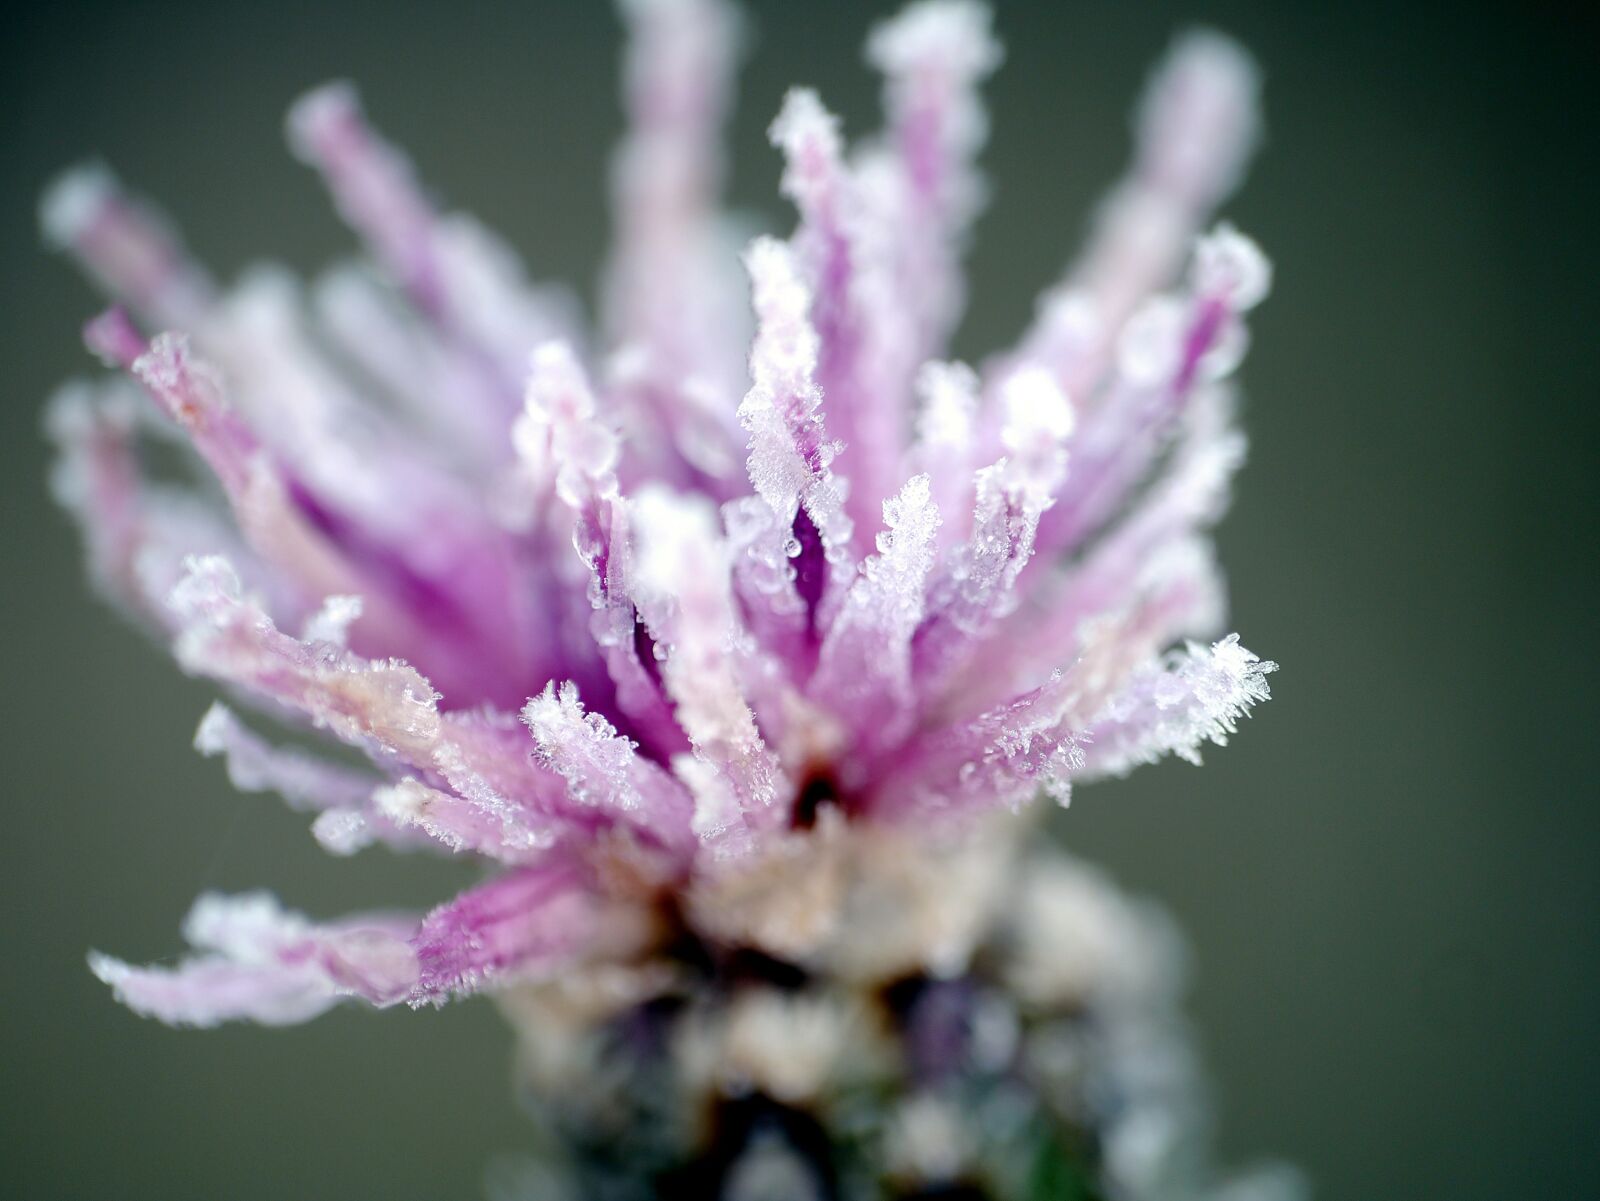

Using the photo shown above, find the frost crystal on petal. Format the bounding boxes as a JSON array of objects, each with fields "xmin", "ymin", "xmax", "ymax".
[
  {"xmin": 89, "ymin": 892, "xmax": 418, "ymax": 1027},
  {"xmin": 1081, "ymin": 634, "xmax": 1277, "ymax": 778}
]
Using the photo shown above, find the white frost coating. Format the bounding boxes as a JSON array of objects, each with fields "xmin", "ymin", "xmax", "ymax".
[
  {"xmin": 1023, "ymin": 287, "xmax": 1102, "ymax": 381},
  {"xmin": 182, "ymin": 891, "xmax": 310, "ymax": 957},
  {"xmin": 972, "ymin": 679, "xmax": 1086, "ymax": 810},
  {"xmin": 372, "ymin": 776, "xmax": 550, "ymax": 859},
  {"xmin": 517, "ymin": 341, "xmax": 620, "ymax": 506},
  {"xmin": 519, "ymin": 341, "xmax": 687, "ymax": 757},
  {"xmin": 1081, "ymin": 634, "xmax": 1276, "ymax": 778},
  {"xmin": 211, "ymin": 268, "xmax": 395, "ymax": 519},
  {"xmin": 174, "ymin": 560, "xmax": 593, "ymax": 861},
  {"xmin": 913, "ymin": 360, "xmax": 979, "ymax": 451},
  {"xmin": 300, "ymin": 594, "xmax": 364, "ymax": 647},
  {"xmin": 866, "ymin": 0, "xmax": 1002, "ymax": 85},
  {"xmin": 1116, "ymin": 294, "xmax": 1191, "ymax": 387},
  {"xmin": 910, "ymin": 360, "xmax": 979, "ymax": 546},
  {"xmin": 911, "ymin": 369, "xmax": 1070, "ymax": 691},
  {"xmin": 374, "ymin": 778, "xmax": 463, "ymax": 849},
  {"xmin": 89, "ymin": 891, "xmax": 418, "ymax": 1027},
  {"xmin": 290, "ymin": 82, "xmax": 568, "ymax": 397},
  {"xmin": 128, "ymin": 336, "xmax": 468, "ymax": 677},
  {"xmin": 869, "ymin": 663, "xmax": 1092, "ymax": 821},
  {"xmin": 310, "ymin": 808, "xmax": 376, "ymax": 856},
  {"xmin": 203, "ymin": 272, "xmax": 516, "ymax": 629},
  {"xmin": 1045, "ymin": 386, "xmax": 1244, "ymax": 676},
  {"xmin": 312, "ymin": 263, "xmax": 505, "ymax": 469},
  {"xmin": 766, "ymin": 85, "xmax": 906, "ymax": 547},
  {"xmin": 721, "ymin": 494, "xmax": 804, "ymax": 613},
  {"xmin": 998, "ymin": 366, "xmax": 1074, "ymax": 505},
  {"xmin": 1193, "ymin": 222, "xmax": 1272, "ymax": 310},
  {"xmin": 521, "ymin": 681, "xmax": 692, "ymax": 851},
  {"xmin": 738, "ymin": 236, "xmax": 850, "ymax": 556},
  {"xmin": 1134, "ymin": 389, "xmax": 1245, "ymax": 549},
  {"xmin": 631, "ymin": 486, "xmax": 782, "ymax": 847},
  {"xmin": 39, "ymin": 162, "xmax": 116, "ymax": 249},
  {"xmin": 169, "ymin": 555, "xmax": 443, "ymax": 759},
  {"xmin": 524, "ymin": 682, "xmax": 638, "ymax": 805},
  {"xmin": 432, "ymin": 215, "xmax": 583, "ymax": 386},
  {"xmin": 769, "ymin": 89, "xmax": 845, "ymax": 228},
  {"xmin": 812, "ymin": 475, "xmax": 941, "ymax": 740},
  {"xmin": 42, "ymin": 379, "xmax": 245, "ymax": 629}
]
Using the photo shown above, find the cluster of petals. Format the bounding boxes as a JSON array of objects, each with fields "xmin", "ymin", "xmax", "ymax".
[{"xmin": 44, "ymin": 0, "xmax": 1275, "ymax": 1027}]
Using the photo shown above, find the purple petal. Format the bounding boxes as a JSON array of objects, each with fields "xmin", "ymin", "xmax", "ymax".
[
  {"xmin": 630, "ymin": 488, "xmax": 787, "ymax": 853},
  {"xmin": 737, "ymin": 236, "xmax": 854, "ymax": 659},
  {"xmin": 603, "ymin": 0, "xmax": 748, "ymax": 487},
  {"xmin": 409, "ymin": 860, "xmax": 617, "ymax": 1003},
  {"xmin": 90, "ymin": 892, "xmax": 418, "ymax": 1027},
  {"xmin": 1078, "ymin": 633, "xmax": 1276, "ymax": 778},
  {"xmin": 523, "ymin": 681, "xmax": 696, "ymax": 861},
  {"xmin": 41, "ymin": 164, "xmax": 214, "ymax": 328},
  {"xmin": 811, "ymin": 475, "xmax": 942, "ymax": 764},
  {"xmin": 520, "ymin": 343, "xmax": 687, "ymax": 758},
  {"xmin": 866, "ymin": 0, "xmax": 1001, "ymax": 358}
]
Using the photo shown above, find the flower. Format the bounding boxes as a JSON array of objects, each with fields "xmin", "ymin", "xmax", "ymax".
[{"xmin": 44, "ymin": 1, "xmax": 1285, "ymax": 1196}]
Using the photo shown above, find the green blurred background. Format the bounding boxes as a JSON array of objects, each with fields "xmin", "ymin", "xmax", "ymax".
[{"xmin": 2, "ymin": 1, "xmax": 1594, "ymax": 1197}]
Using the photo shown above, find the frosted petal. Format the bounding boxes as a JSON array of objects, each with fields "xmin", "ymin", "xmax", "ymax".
[
  {"xmin": 986, "ymin": 31, "xmax": 1258, "ymax": 464},
  {"xmin": 520, "ymin": 343, "xmax": 686, "ymax": 757},
  {"xmin": 960, "ymin": 383, "xmax": 1245, "ymax": 711},
  {"xmin": 44, "ymin": 379, "xmax": 269, "ymax": 631},
  {"xmin": 630, "ymin": 487, "xmax": 785, "ymax": 850},
  {"xmin": 41, "ymin": 164, "xmax": 213, "ymax": 328},
  {"xmin": 288, "ymin": 83, "xmax": 567, "ymax": 403},
  {"xmin": 170, "ymin": 555, "xmax": 442, "ymax": 758},
  {"xmin": 374, "ymin": 777, "xmax": 551, "ymax": 861},
  {"xmin": 911, "ymin": 366, "xmax": 1075, "ymax": 696},
  {"xmin": 738, "ymin": 235, "xmax": 854, "ymax": 645},
  {"xmin": 409, "ymin": 861, "xmax": 613, "ymax": 1003},
  {"xmin": 194, "ymin": 702, "xmax": 378, "ymax": 813},
  {"xmin": 1080, "ymin": 634, "xmax": 1276, "ymax": 778},
  {"xmin": 312, "ymin": 263, "xmax": 509, "ymax": 469},
  {"xmin": 523, "ymin": 681, "xmax": 695, "ymax": 857},
  {"xmin": 866, "ymin": 0, "xmax": 1001, "ymax": 349},
  {"xmin": 909, "ymin": 360, "xmax": 980, "ymax": 550},
  {"xmin": 812, "ymin": 475, "xmax": 941, "ymax": 754},
  {"xmin": 603, "ymin": 0, "xmax": 749, "ymax": 484},
  {"xmin": 124, "ymin": 335, "xmax": 490, "ymax": 691},
  {"xmin": 1073, "ymin": 31, "xmax": 1259, "ymax": 334},
  {"xmin": 767, "ymin": 89, "xmax": 905, "ymax": 544},
  {"xmin": 1024, "ymin": 228, "xmax": 1269, "ymax": 574},
  {"xmin": 91, "ymin": 892, "xmax": 418, "ymax": 1027}
]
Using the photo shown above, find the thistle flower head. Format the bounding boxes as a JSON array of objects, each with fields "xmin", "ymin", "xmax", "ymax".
[{"xmin": 45, "ymin": 1, "xmax": 1283, "ymax": 1196}]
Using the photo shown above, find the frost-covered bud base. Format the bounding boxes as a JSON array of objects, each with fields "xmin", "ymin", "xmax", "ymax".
[{"xmin": 492, "ymin": 831, "xmax": 1292, "ymax": 1201}]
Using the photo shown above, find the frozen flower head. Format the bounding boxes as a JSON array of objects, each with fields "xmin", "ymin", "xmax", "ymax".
[{"xmin": 45, "ymin": 2, "xmax": 1289, "ymax": 1197}]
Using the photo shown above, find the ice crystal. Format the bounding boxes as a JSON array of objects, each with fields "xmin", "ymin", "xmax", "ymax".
[{"xmin": 45, "ymin": 2, "xmax": 1290, "ymax": 1197}]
